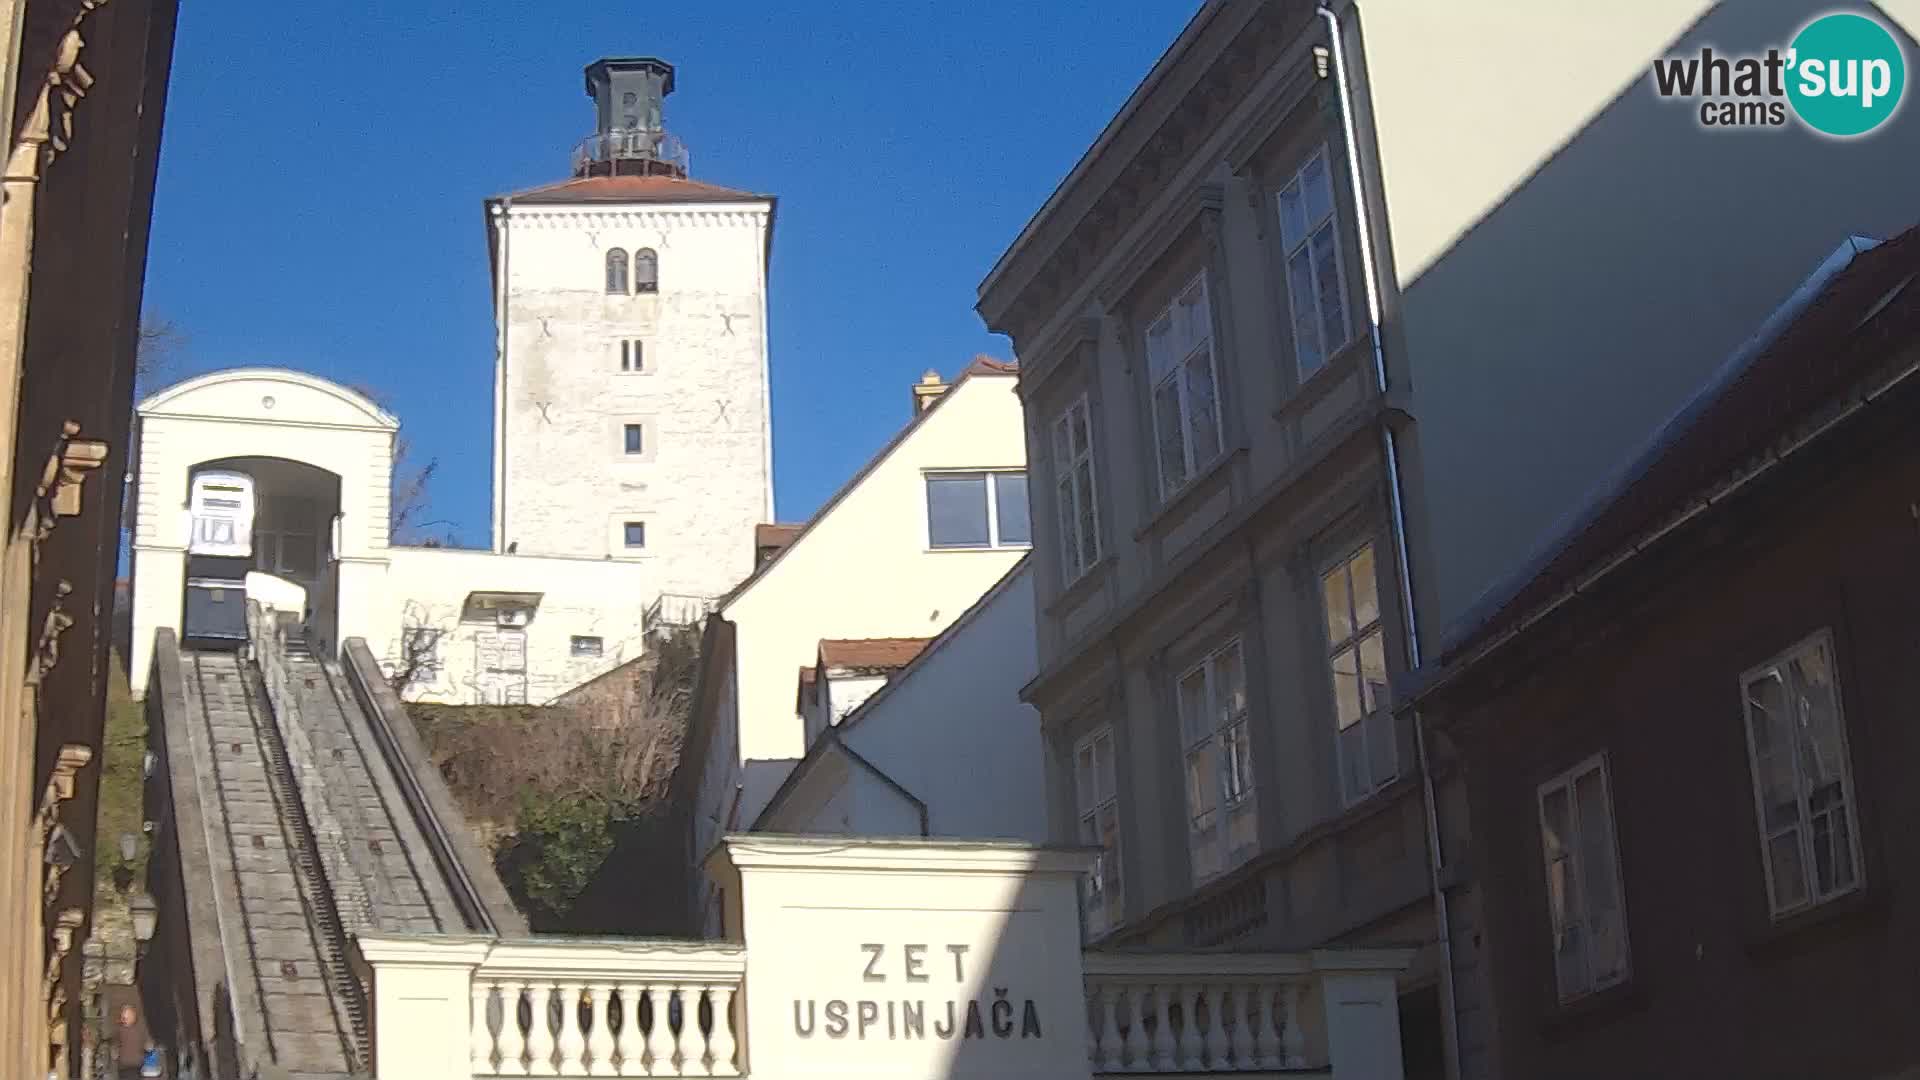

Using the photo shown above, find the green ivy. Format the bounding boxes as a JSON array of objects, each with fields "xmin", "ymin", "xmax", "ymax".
[{"xmin": 501, "ymin": 790, "xmax": 624, "ymax": 925}]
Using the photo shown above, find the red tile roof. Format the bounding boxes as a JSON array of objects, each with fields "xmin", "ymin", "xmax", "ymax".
[
  {"xmin": 818, "ymin": 638, "xmax": 932, "ymax": 673},
  {"xmin": 497, "ymin": 174, "xmax": 768, "ymax": 206},
  {"xmin": 755, "ymin": 523, "xmax": 804, "ymax": 552}
]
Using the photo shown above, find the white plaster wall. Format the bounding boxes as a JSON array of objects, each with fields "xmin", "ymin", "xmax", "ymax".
[
  {"xmin": 368, "ymin": 547, "xmax": 651, "ymax": 705},
  {"xmin": 691, "ymin": 373, "xmax": 1028, "ymax": 919},
  {"xmin": 823, "ymin": 673, "xmax": 886, "ymax": 727},
  {"xmin": 1356, "ymin": 0, "xmax": 1920, "ymax": 635},
  {"xmin": 128, "ymin": 370, "xmax": 395, "ymax": 697},
  {"xmin": 835, "ymin": 563, "xmax": 1047, "ymax": 842},
  {"xmin": 724, "ymin": 374, "xmax": 1027, "ymax": 767},
  {"xmin": 495, "ymin": 201, "xmax": 773, "ymax": 603}
]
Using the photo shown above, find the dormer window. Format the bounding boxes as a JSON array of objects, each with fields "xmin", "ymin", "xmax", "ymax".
[
  {"xmin": 634, "ymin": 248, "xmax": 659, "ymax": 294},
  {"xmin": 605, "ymin": 248, "xmax": 629, "ymax": 294}
]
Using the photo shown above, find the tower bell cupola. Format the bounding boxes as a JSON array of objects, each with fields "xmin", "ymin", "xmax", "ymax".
[{"xmin": 573, "ymin": 56, "xmax": 689, "ymax": 179}]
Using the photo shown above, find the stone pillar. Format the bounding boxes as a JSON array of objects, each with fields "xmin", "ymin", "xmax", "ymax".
[
  {"xmin": 356, "ymin": 935, "xmax": 492, "ymax": 1080},
  {"xmin": 713, "ymin": 835, "xmax": 1097, "ymax": 1080},
  {"xmin": 1321, "ymin": 971, "xmax": 1406, "ymax": 1080}
]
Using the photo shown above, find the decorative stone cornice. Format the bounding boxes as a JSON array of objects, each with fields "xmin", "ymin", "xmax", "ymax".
[
  {"xmin": 984, "ymin": 1, "xmax": 1307, "ymax": 341},
  {"xmin": 503, "ymin": 207, "xmax": 770, "ymax": 232},
  {"xmin": 7, "ymin": 0, "xmax": 110, "ymax": 184},
  {"xmin": 38, "ymin": 420, "xmax": 107, "ymax": 518}
]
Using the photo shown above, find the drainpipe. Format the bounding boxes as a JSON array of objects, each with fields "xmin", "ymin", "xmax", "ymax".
[
  {"xmin": 1316, "ymin": 5, "xmax": 1464, "ymax": 1079},
  {"xmin": 491, "ymin": 199, "xmax": 511, "ymax": 554}
]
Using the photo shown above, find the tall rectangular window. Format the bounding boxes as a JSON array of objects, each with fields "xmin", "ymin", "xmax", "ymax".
[
  {"xmin": 1322, "ymin": 544, "xmax": 1395, "ymax": 805},
  {"xmin": 1073, "ymin": 726, "xmax": 1122, "ymax": 938},
  {"xmin": 925, "ymin": 471, "xmax": 1030, "ymax": 549},
  {"xmin": 620, "ymin": 339, "xmax": 646, "ymax": 372},
  {"xmin": 1277, "ymin": 148, "xmax": 1351, "ymax": 378},
  {"xmin": 623, "ymin": 521, "xmax": 646, "ymax": 549},
  {"xmin": 1146, "ymin": 273, "xmax": 1224, "ymax": 498},
  {"xmin": 1537, "ymin": 754, "xmax": 1630, "ymax": 1002},
  {"xmin": 1740, "ymin": 630, "xmax": 1863, "ymax": 919},
  {"xmin": 623, "ymin": 423, "xmax": 645, "ymax": 455},
  {"xmin": 1178, "ymin": 640, "xmax": 1256, "ymax": 883},
  {"xmin": 1052, "ymin": 396, "xmax": 1101, "ymax": 584}
]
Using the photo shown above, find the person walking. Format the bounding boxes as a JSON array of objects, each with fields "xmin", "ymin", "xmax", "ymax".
[{"xmin": 113, "ymin": 1005, "xmax": 146, "ymax": 1080}]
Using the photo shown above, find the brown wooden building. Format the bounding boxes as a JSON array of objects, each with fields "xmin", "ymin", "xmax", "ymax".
[
  {"xmin": 0, "ymin": 0, "xmax": 177, "ymax": 1075},
  {"xmin": 1408, "ymin": 225, "xmax": 1920, "ymax": 1080}
]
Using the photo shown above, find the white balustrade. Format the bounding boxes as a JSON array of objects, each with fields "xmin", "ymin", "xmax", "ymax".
[
  {"xmin": 360, "ymin": 930, "xmax": 1408, "ymax": 1080},
  {"xmin": 1081, "ymin": 952, "xmax": 1325, "ymax": 1074},
  {"xmin": 466, "ymin": 940, "xmax": 746, "ymax": 1078}
]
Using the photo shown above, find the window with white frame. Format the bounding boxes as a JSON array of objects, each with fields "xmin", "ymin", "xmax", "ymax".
[
  {"xmin": 570, "ymin": 635, "xmax": 604, "ymax": 658},
  {"xmin": 1321, "ymin": 543, "xmax": 1395, "ymax": 805},
  {"xmin": 1145, "ymin": 273, "xmax": 1224, "ymax": 498},
  {"xmin": 1178, "ymin": 640, "xmax": 1256, "ymax": 883},
  {"xmin": 1051, "ymin": 395, "xmax": 1101, "ymax": 584},
  {"xmin": 1740, "ymin": 631, "xmax": 1863, "ymax": 919},
  {"xmin": 1276, "ymin": 148, "xmax": 1352, "ymax": 378},
  {"xmin": 1073, "ymin": 726, "xmax": 1122, "ymax": 937},
  {"xmin": 925, "ymin": 471, "xmax": 1030, "ymax": 549},
  {"xmin": 1537, "ymin": 754, "xmax": 1630, "ymax": 1002}
]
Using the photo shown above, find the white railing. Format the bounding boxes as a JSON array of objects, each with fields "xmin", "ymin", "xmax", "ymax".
[
  {"xmin": 643, "ymin": 592, "xmax": 715, "ymax": 636},
  {"xmin": 467, "ymin": 939, "xmax": 745, "ymax": 1077},
  {"xmin": 359, "ymin": 933, "xmax": 1409, "ymax": 1080},
  {"xmin": 1083, "ymin": 952, "xmax": 1323, "ymax": 1074}
]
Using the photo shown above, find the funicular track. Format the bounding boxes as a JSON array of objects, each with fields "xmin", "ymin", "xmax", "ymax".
[{"xmin": 185, "ymin": 648, "xmax": 367, "ymax": 1076}]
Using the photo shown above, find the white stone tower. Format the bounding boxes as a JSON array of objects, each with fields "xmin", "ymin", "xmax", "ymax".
[{"xmin": 486, "ymin": 56, "xmax": 774, "ymax": 602}]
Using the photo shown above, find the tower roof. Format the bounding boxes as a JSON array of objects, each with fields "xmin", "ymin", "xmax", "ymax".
[{"xmin": 493, "ymin": 173, "xmax": 769, "ymax": 206}]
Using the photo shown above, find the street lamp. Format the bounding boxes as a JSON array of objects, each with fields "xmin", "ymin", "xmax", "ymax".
[{"xmin": 129, "ymin": 892, "xmax": 157, "ymax": 958}]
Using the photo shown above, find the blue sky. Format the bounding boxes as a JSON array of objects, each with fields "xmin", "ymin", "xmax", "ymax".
[{"xmin": 142, "ymin": 2, "xmax": 1197, "ymax": 546}]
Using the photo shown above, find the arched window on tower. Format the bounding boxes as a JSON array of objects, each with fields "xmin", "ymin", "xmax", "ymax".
[
  {"xmin": 605, "ymin": 248, "xmax": 629, "ymax": 295},
  {"xmin": 634, "ymin": 248, "xmax": 659, "ymax": 294}
]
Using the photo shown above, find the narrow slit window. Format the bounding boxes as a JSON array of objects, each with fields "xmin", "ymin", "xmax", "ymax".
[{"xmin": 620, "ymin": 339, "xmax": 646, "ymax": 373}]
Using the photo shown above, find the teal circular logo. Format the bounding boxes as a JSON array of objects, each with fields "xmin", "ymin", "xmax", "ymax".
[{"xmin": 1787, "ymin": 12, "xmax": 1906, "ymax": 137}]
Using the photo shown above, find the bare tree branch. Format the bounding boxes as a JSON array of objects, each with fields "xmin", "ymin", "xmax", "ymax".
[
  {"xmin": 136, "ymin": 318, "xmax": 187, "ymax": 382},
  {"xmin": 348, "ymin": 381, "xmax": 443, "ymax": 543}
]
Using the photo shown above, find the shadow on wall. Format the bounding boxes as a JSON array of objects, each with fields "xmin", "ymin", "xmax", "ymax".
[{"xmin": 1387, "ymin": 0, "xmax": 1920, "ymax": 636}]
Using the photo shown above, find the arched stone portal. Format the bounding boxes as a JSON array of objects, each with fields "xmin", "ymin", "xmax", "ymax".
[{"xmin": 129, "ymin": 368, "xmax": 398, "ymax": 697}]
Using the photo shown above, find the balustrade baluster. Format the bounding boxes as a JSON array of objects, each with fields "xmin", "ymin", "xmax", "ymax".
[
  {"xmin": 527, "ymin": 983, "xmax": 558, "ymax": 1076},
  {"xmin": 1112, "ymin": 985, "xmax": 1137, "ymax": 1069},
  {"xmin": 1249, "ymin": 980, "xmax": 1278, "ymax": 1068},
  {"xmin": 497, "ymin": 982, "xmax": 530, "ymax": 1077},
  {"xmin": 1280, "ymin": 982, "xmax": 1308, "ymax": 1067},
  {"xmin": 1225, "ymin": 982, "xmax": 1254, "ymax": 1068},
  {"xmin": 1177, "ymin": 983, "xmax": 1204, "ymax": 1068},
  {"xmin": 1148, "ymin": 983, "xmax": 1175, "ymax": 1070},
  {"xmin": 614, "ymin": 985, "xmax": 646, "ymax": 1078},
  {"xmin": 472, "ymin": 980, "xmax": 498, "ymax": 1075},
  {"xmin": 555, "ymin": 982, "xmax": 588, "ymax": 1072},
  {"xmin": 1203, "ymin": 983, "xmax": 1230, "ymax": 1067},
  {"xmin": 1085, "ymin": 985, "xmax": 1108, "ymax": 1070},
  {"xmin": 707, "ymin": 983, "xmax": 740, "ymax": 1076},
  {"xmin": 586, "ymin": 982, "xmax": 617, "ymax": 1076},
  {"xmin": 666, "ymin": 987, "xmax": 690, "ymax": 1075},
  {"xmin": 641, "ymin": 986, "xmax": 668, "ymax": 1076}
]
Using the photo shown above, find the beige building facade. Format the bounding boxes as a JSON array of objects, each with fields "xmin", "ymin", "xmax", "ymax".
[
  {"xmin": 980, "ymin": 4, "xmax": 1920, "ymax": 1080},
  {"xmin": 685, "ymin": 363, "xmax": 1030, "ymax": 935}
]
